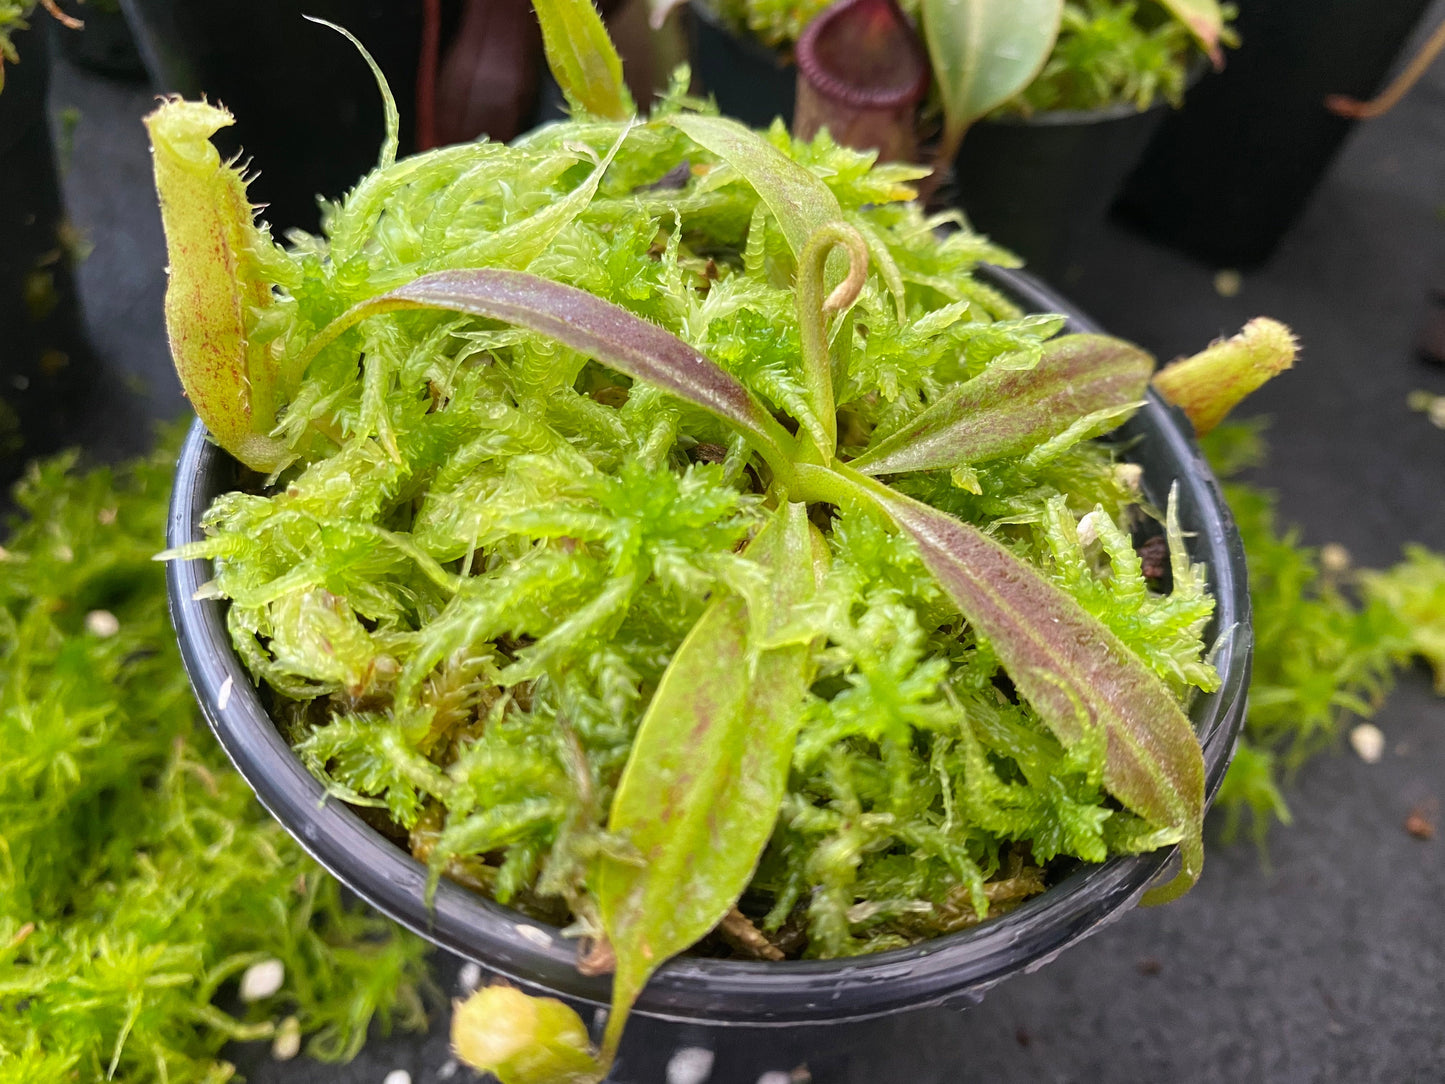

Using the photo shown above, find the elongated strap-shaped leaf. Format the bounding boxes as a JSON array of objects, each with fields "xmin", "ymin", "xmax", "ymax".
[
  {"xmin": 303, "ymin": 269, "xmax": 797, "ymax": 474},
  {"xmin": 533, "ymin": 0, "xmax": 633, "ymax": 120},
  {"xmin": 595, "ymin": 503, "xmax": 819, "ymax": 1061},
  {"xmin": 851, "ymin": 334, "xmax": 1153, "ymax": 476},
  {"xmin": 838, "ymin": 467, "xmax": 1205, "ymax": 902},
  {"xmin": 1155, "ymin": 0, "xmax": 1226, "ymax": 67},
  {"xmin": 667, "ymin": 114, "xmax": 843, "ymax": 259},
  {"xmin": 922, "ymin": 0, "xmax": 1063, "ymax": 158},
  {"xmin": 145, "ymin": 99, "xmax": 290, "ymax": 473}
]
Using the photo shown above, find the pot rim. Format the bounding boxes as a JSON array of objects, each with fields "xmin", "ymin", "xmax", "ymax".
[{"xmin": 165, "ymin": 265, "xmax": 1251, "ymax": 1026}]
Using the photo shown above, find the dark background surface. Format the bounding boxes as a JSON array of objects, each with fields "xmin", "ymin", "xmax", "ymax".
[{"xmin": 17, "ymin": 9, "xmax": 1445, "ymax": 1081}]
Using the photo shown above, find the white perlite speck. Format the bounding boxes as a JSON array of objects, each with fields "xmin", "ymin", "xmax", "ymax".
[
  {"xmin": 382, "ymin": 1071, "xmax": 412, "ymax": 1084},
  {"xmin": 457, "ymin": 961, "xmax": 483, "ymax": 994},
  {"xmin": 271, "ymin": 1015, "xmax": 301, "ymax": 1060},
  {"xmin": 1075, "ymin": 510, "xmax": 1104, "ymax": 548},
  {"xmin": 666, "ymin": 1047, "xmax": 715, "ymax": 1084},
  {"xmin": 239, "ymin": 958, "xmax": 285, "ymax": 1002},
  {"xmin": 756, "ymin": 1073, "xmax": 792, "ymax": 1084},
  {"xmin": 435, "ymin": 1059, "xmax": 459, "ymax": 1081},
  {"xmin": 1350, "ymin": 723, "xmax": 1386, "ymax": 764},
  {"xmin": 85, "ymin": 609, "xmax": 120, "ymax": 637}
]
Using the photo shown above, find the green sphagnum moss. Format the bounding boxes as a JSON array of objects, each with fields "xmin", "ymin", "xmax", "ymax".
[{"xmin": 0, "ymin": 432, "xmax": 429, "ymax": 1083}]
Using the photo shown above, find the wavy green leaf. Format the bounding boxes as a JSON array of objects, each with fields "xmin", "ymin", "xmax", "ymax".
[
  {"xmin": 533, "ymin": 0, "xmax": 634, "ymax": 120},
  {"xmin": 922, "ymin": 0, "xmax": 1064, "ymax": 160},
  {"xmin": 851, "ymin": 334, "xmax": 1153, "ymax": 476},
  {"xmin": 595, "ymin": 503, "xmax": 819, "ymax": 1061}
]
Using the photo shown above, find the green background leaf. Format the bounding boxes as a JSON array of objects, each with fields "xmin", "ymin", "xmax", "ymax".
[
  {"xmin": 921, "ymin": 0, "xmax": 1064, "ymax": 157},
  {"xmin": 533, "ymin": 0, "xmax": 634, "ymax": 120}
]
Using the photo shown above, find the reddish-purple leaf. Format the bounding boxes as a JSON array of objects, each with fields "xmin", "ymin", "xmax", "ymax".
[
  {"xmin": 837, "ymin": 466, "xmax": 1206, "ymax": 902},
  {"xmin": 304, "ymin": 268, "xmax": 797, "ymax": 473},
  {"xmin": 850, "ymin": 334, "xmax": 1154, "ymax": 477}
]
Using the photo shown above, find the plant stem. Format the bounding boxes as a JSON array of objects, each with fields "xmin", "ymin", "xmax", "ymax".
[{"xmin": 795, "ymin": 222, "xmax": 869, "ymax": 464}]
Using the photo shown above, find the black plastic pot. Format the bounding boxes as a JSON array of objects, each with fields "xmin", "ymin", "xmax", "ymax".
[
  {"xmin": 951, "ymin": 98, "xmax": 1175, "ymax": 281},
  {"xmin": 688, "ymin": 0, "xmax": 797, "ymax": 129},
  {"xmin": 0, "ymin": 28, "xmax": 96, "ymax": 490},
  {"xmin": 118, "ymin": 0, "xmax": 434, "ymax": 234},
  {"xmin": 1115, "ymin": 0, "xmax": 1436, "ymax": 268},
  {"xmin": 166, "ymin": 267, "xmax": 1250, "ymax": 1081},
  {"xmin": 54, "ymin": 2, "xmax": 147, "ymax": 80}
]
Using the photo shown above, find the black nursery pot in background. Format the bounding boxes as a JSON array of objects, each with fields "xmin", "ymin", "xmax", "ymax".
[
  {"xmin": 117, "ymin": 0, "xmax": 436, "ymax": 234},
  {"xmin": 688, "ymin": 0, "xmax": 797, "ymax": 128},
  {"xmin": 166, "ymin": 267, "xmax": 1251, "ymax": 1082},
  {"xmin": 950, "ymin": 97, "xmax": 1175, "ymax": 282},
  {"xmin": 0, "ymin": 29, "xmax": 95, "ymax": 489},
  {"xmin": 1115, "ymin": 0, "xmax": 1436, "ymax": 268},
  {"xmin": 55, "ymin": 0, "xmax": 147, "ymax": 79}
]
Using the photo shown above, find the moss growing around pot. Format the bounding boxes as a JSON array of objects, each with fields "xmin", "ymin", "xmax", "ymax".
[{"xmin": 0, "ymin": 435, "xmax": 429, "ymax": 1083}]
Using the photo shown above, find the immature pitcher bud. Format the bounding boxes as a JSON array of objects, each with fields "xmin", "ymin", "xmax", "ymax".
[
  {"xmin": 452, "ymin": 985, "xmax": 603, "ymax": 1084},
  {"xmin": 1152, "ymin": 318, "xmax": 1298, "ymax": 436}
]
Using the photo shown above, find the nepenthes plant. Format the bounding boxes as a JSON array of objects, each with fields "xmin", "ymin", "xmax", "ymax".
[{"xmin": 149, "ymin": 6, "xmax": 1291, "ymax": 1079}]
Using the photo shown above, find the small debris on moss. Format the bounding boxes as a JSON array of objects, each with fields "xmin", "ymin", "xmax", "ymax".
[
  {"xmin": 1320, "ymin": 543, "xmax": 1351, "ymax": 574},
  {"xmin": 666, "ymin": 1046, "xmax": 715, "ymax": 1084}
]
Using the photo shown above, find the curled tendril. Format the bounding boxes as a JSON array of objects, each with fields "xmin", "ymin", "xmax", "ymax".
[{"xmin": 795, "ymin": 221, "xmax": 870, "ymax": 464}]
